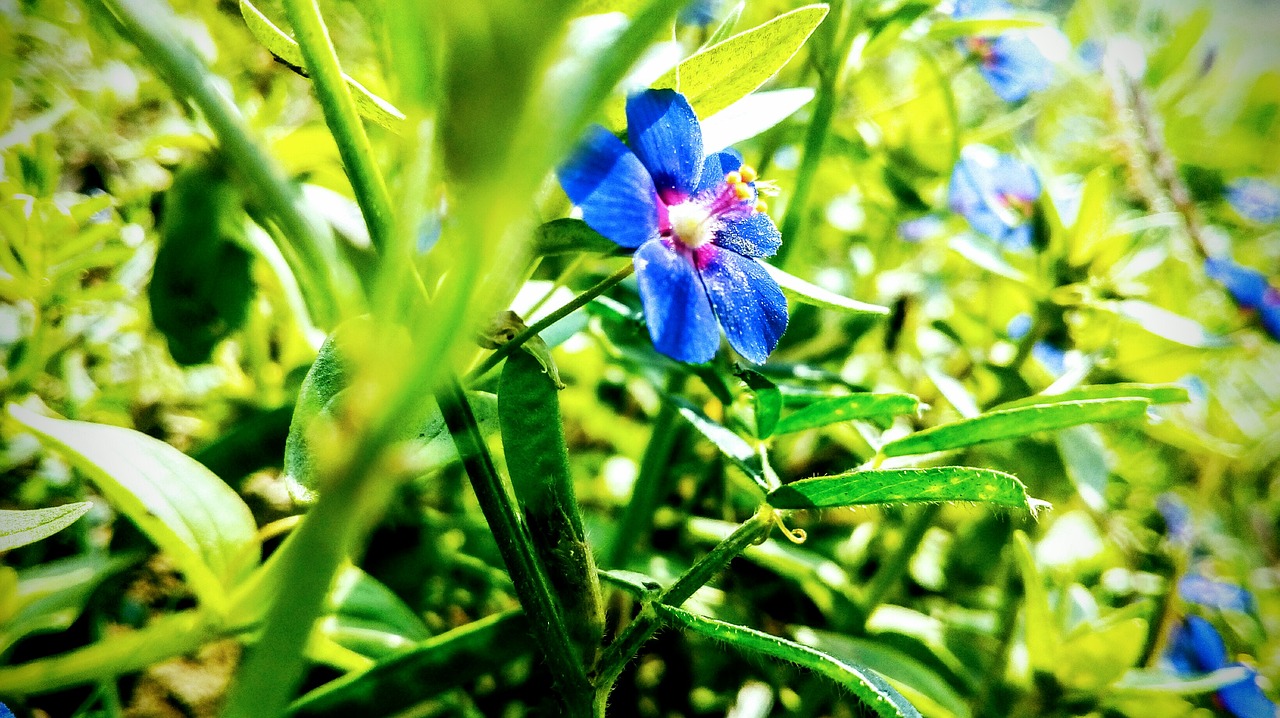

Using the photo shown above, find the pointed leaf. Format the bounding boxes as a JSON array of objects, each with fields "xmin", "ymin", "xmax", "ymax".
[
  {"xmin": 0, "ymin": 502, "xmax": 92, "ymax": 552},
  {"xmin": 533, "ymin": 218, "xmax": 622, "ymax": 256},
  {"xmin": 655, "ymin": 604, "xmax": 922, "ymax": 718},
  {"xmin": 8, "ymin": 405, "xmax": 259, "ymax": 608},
  {"xmin": 773, "ymin": 393, "xmax": 920, "ymax": 435},
  {"xmin": 768, "ymin": 467, "xmax": 1042, "ymax": 512},
  {"xmin": 761, "ymin": 262, "xmax": 890, "ymax": 316},
  {"xmin": 879, "ymin": 398, "xmax": 1151, "ymax": 458},
  {"xmin": 991, "ymin": 383, "xmax": 1189, "ymax": 412},
  {"xmin": 672, "ymin": 398, "xmax": 766, "ymax": 491},
  {"xmin": 700, "ymin": 88, "xmax": 815, "ymax": 154},
  {"xmin": 734, "ymin": 366, "xmax": 782, "ymax": 438}
]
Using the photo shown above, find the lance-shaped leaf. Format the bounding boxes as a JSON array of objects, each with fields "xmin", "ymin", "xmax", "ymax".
[
  {"xmin": 605, "ymin": 5, "xmax": 830, "ymax": 127},
  {"xmin": 655, "ymin": 604, "xmax": 922, "ymax": 718},
  {"xmin": 672, "ymin": 398, "xmax": 767, "ymax": 491},
  {"xmin": 734, "ymin": 366, "xmax": 782, "ymax": 439},
  {"xmin": 532, "ymin": 218, "xmax": 621, "ymax": 256},
  {"xmin": 991, "ymin": 383, "xmax": 1189, "ymax": 412},
  {"xmin": 761, "ymin": 261, "xmax": 890, "ymax": 316},
  {"xmin": 0, "ymin": 502, "xmax": 92, "ymax": 552},
  {"xmin": 879, "ymin": 398, "xmax": 1151, "ymax": 458},
  {"xmin": 8, "ymin": 405, "xmax": 259, "ymax": 608},
  {"xmin": 773, "ymin": 393, "xmax": 920, "ymax": 435},
  {"xmin": 767, "ymin": 467, "xmax": 1044, "ymax": 513}
]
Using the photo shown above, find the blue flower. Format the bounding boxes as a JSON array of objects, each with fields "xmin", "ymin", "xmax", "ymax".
[
  {"xmin": 1165, "ymin": 616, "xmax": 1277, "ymax": 718},
  {"xmin": 1206, "ymin": 256, "xmax": 1280, "ymax": 341},
  {"xmin": 679, "ymin": 0, "xmax": 725, "ymax": 27},
  {"xmin": 1156, "ymin": 492, "xmax": 1193, "ymax": 546},
  {"xmin": 558, "ymin": 89, "xmax": 788, "ymax": 364},
  {"xmin": 1006, "ymin": 313, "xmax": 1067, "ymax": 374},
  {"xmin": 953, "ymin": 0, "xmax": 1053, "ymax": 102},
  {"xmin": 1178, "ymin": 574, "xmax": 1255, "ymax": 613},
  {"xmin": 1227, "ymin": 178, "xmax": 1280, "ymax": 223},
  {"xmin": 950, "ymin": 145, "xmax": 1041, "ymax": 249}
]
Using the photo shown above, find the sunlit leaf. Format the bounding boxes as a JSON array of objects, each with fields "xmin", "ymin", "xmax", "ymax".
[
  {"xmin": 879, "ymin": 398, "xmax": 1151, "ymax": 458},
  {"xmin": 926, "ymin": 13, "xmax": 1053, "ymax": 42},
  {"xmin": 0, "ymin": 502, "xmax": 92, "ymax": 552},
  {"xmin": 533, "ymin": 218, "xmax": 621, "ymax": 256},
  {"xmin": 8, "ymin": 405, "xmax": 259, "ymax": 608},
  {"xmin": 991, "ymin": 383, "xmax": 1188, "ymax": 411},
  {"xmin": 672, "ymin": 398, "xmax": 766, "ymax": 491},
  {"xmin": 772, "ymin": 393, "xmax": 920, "ymax": 435},
  {"xmin": 760, "ymin": 262, "xmax": 890, "ymax": 316},
  {"xmin": 768, "ymin": 467, "xmax": 1043, "ymax": 512},
  {"xmin": 700, "ymin": 88, "xmax": 815, "ymax": 153},
  {"xmin": 655, "ymin": 604, "xmax": 922, "ymax": 718},
  {"xmin": 735, "ymin": 367, "xmax": 782, "ymax": 439}
]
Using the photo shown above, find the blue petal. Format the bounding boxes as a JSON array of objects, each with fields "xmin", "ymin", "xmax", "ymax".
[
  {"xmin": 1178, "ymin": 575, "xmax": 1254, "ymax": 613},
  {"xmin": 981, "ymin": 35, "xmax": 1052, "ymax": 102},
  {"xmin": 557, "ymin": 126, "xmax": 660, "ymax": 249},
  {"xmin": 995, "ymin": 151, "xmax": 1041, "ymax": 201},
  {"xmin": 1228, "ymin": 178, "xmax": 1280, "ymax": 223},
  {"xmin": 1206, "ymin": 257, "xmax": 1271, "ymax": 308},
  {"xmin": 699, "ymin": 249, "xmax": 788, "ymax": 364},
  {"xmin": 626, "ymin": 89, "xmax": 704, "ymax": 201},
  {"xmin": 1156, "ymin": 493, "xmax": 1193, "ymax": 546},
  {"xmin": 1260, "ymin": 291, "xmax": 1280, "ymax": 342},
  {"xmin": 1031, "ymin": 340, "xmax": 1066, "ymax": 375},
  {"xmin": 1000, "ymin": 222, "xmax": 1034, "ymax": 250},
  {"xmin": 1166, "ymin": 616, "xmax": 1229, "ymax": 674},
  {"xmin": 634, "ymin": 238, "xmax": 720, "ymax": 363},
  {"xmin": 695, "ymin": 149, "xmax": 743, "ymax": 193},
  {"xmin": 714, "ymin": 211, "xmax": 782, "ymax": 258},
  {"xmin": 678, "ymin": 0, "xmax": 723, "ymax": 27},
  {"xmin": 952, "ymin": 0, "xmax": 1011, "ymax": 18},
  {"xmin": 1217, "ymin": 666, "xmax": 1279, "ymax": 718},
  {"xmin": 949, "ymin": 145, "xmax": 1038, "ymax": 248}
]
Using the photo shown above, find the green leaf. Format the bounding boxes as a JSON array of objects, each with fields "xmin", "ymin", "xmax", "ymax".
[
  {"xmin": 1055, "ymin": 617, "xmax": 1148, "ymax": 691},
  {"xmin": 760, "ymin": 261, "xmax": 890, "ymax": 316},
  {"xmin": 1114, "ymin": 666, "xmax": 1254, "ymax": 695},
  {"xmin": 991, "ymin": 383, "xmax": 1189, "ymax": 412},
  {"xmin": 1067, "ymin": 167, "xmax": 1112, "ymax": 267},
  {"xmin": 926, "ymin": 13, "xmax": 1053, "ymax": 42},
  {"xmin": 8, "ymin": 405, "xmax": 259, "ymax": 609},
  {"xmin": 703, "ymin": 1, "xmax": 745, "ymax": 47},
  {"xmin": 288, "ymin": 611, "xmax": 532, "ymax": 717},
  {"xmin": 499, "ymin": 350, "xmax": 603, "ymax": 659},
  {"xmin": 655, "ymin": 604, "xmax": 922, "ymax": 718},
  {"xmin": 238, "ymin": 0, "xmax": 405, "ymax": 129},
  {"xmin": 879, "ymin": 398, "xmax": 1151, "ymax": 458},
  {"xmin": 672, "ymin": 398, "xmax": 767, "ymax": 491},
  {"xmin": 700, "ymin": 87, "xmax": 815, "ymax": 154},
  {"xmin": 323, "ymin": 566, "xmax": 431, "ymax": 660},
  {"xmin": 772, "ymin": 393, "xmax": 920, "ymax": 435},
  {"xmin": 1013, "ymin": 531, "xmax": 1059, "ymax": 673},
  {"xmin": 734, "ymin": 366, "xmax": 782, "ymax": 439},
  {"xmin": 0, "ymin": 553, "xmax": 142, "ymax": 657},
  {"xmin": 148, "ymin": 158, "xmax": 255, "ymax": 365},
  {"xmin": 0, "ymin": 502, "xmax": 92, "ymax": 552},
  {"xmin": 768, "ymin": 467, "xmax": 1042, "ymax": 512},
  {"xmin": 791, "ymin": 627, "xmax": 972, "ymax": 718},
  {"xmin": 533, "ymin": 218, "xmax": 621, "ymax": 256},
  {"xmin": 605, "ymin": 5, "xmax": 830, "ymax": 128},
  {"xmin": 1144, "ymin": 7, "xmax": 1211, "ymax": 86}
]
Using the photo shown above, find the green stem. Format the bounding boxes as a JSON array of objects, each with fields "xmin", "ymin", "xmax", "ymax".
[
  {"xmin": 973, "ymin": 555, "xmax": 1019, "ymax": 718},
  {"xmin": 606, "ymin": 372, "xmax": 689, "ymax": 568},
  {"xmin": 592, "ymin": 508, "xmax": 775, "ymax": 711},
  {"xmin": 774, "ymin": 0, "xmax": 859, "ymax": 269},
  {"xmin": 94, "ymin": 0, "xmax": 360, "ymax": 327},
  {"xmin": 858, "ymin": 503, "xmax": 940, "ymax": 623},
  {"xmin": 280, "ymin": 0, "xmax": 394, "ymax": 255},
  {"xmin": 437, "ymin": 378, "xmax": 593, "ymax": 717},
  {"xmin": 466, "ymin": 262, "xmax": 634, "ymax": 383}
]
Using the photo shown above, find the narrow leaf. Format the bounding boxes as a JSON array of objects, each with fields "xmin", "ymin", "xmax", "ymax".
[
  {"xmin": 606, "ymin": 5, "xmax": 830, "ymax": 127},
  {"xmin": 1114, "ymin": 666, "xmax": 1254, "ymax": 696},
  {"xmin": 8, "ymin": 405, "xmax": 259, "ymax": 607},
  {"xmin": 926, "ymin": 14, "xmax": 1052, "ymax": 41},
  {"xmin": 286, "ymin": 611, "xmax": 532, "ymax": 717},
  {"xmin": 1013, "ymin": 531, "xmax": 1059, "ymax": 673},
  {"xmin": 655, "ymin": 604, "xmax": 922, "ymax": 718},
  {"xmin": 238, "ymin": 0, "xmax": 405, "ymax": 129},
  {"xmin": 879, "ymin": 398, "xmax": 1151, "ymax": 458},
  {"xmin": 533, "ymin": 218, "xmax": 620, "ymax": 256},
  {"xmin": 760, "ymin": 262, "xmax": 890, "ymax": 316},
  {"xmin": 672, "ymin": 398, "xmax": 767, "ymax": 491},
  {"xmin": 768, "ymin": 467, "xmax": 1042, "ymax": 512},
  {"xmin": 734, "ymin": 366, "xmax": 782, "ymax": 439},
  {"xmin": 700, "ymin": 87, "xmax": 815, "ymax": 154},
  {"xmin": 773, "ymin": 393, "xmax": 920, "ymax": 435},
  {"xmin": 991, "ymin": 383, "xmax": 1189, "ymax": 412},
  {"xmin": 0, "ymin": 502, "xmax": 92, "ymax": 552}
]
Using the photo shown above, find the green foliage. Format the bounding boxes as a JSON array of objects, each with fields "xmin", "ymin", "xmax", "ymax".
[
  {"xmin": 0, "ymin": 502, "xmax": 92, "ymax": 552},
  {"xmin": 767, "ymin": 467, "xmax": 1040, "ymax": 511}
]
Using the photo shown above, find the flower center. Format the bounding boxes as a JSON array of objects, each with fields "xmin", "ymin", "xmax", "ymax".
[
  {"xmin": 999, "ymin": 192, "xmax": 1033, "ymax": 220},
  {"xmin": 668, "ymin": 201, "xmax": 718, "ymax": 249},
  {"xmin": 966, "ymin": 37, "xmax": 995, "ymax": 63}
]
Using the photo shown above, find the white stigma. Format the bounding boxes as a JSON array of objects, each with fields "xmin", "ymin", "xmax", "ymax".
[{"xmin": 668, "ymin": 201, "xmax": 718, "ymax": 249}]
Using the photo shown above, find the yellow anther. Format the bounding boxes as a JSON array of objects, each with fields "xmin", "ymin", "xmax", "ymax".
[
  {"xmin": 754, "ymin": 199, "xmax": 768, "ymax": 214},
  {"xmin": 739, "ymin": 165, "xmax": 758, "ymax": 183},
  {"xmin": 724, "ymin": 170, "xmax": 742, "ymax": 185},
  {"xmin": 734, "ymin": 183, "xmax": 753, "ymax": 200}
]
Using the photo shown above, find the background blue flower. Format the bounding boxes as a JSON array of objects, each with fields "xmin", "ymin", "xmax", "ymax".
[
  {"xmin": 1205, "ymin": 256, "xmax": 1280, "ymax": 341},
  {"xmin": 950, "ymin": 145, "xmax": 1041, "ymax": 249},
  {"xmin": 1165, "ymin": 616, "xmax": 1277, "ymax": 718},
  {"xmin": 1227, "ymin": 178, "xmax": 1280, "ymax": 223},
  {"xmin": 953, "ymin": 0, "xmax": 1053, "ymax": 102},
  {"xmin": 558, "ymin": 89, "xmax": 788, "ymax": 364}
]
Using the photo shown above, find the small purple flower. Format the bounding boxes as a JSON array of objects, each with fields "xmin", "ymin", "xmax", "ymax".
[
  {"xmin": 1156, "ymin": 492, "xmax": 1193, "ymax": 546},
  {"xmin": 953, "ymin": 0, "xmax": 1053, "ymax": 102},
  {"xmin": 950, "ymin": 145, "xmax": 1041, "ymax": 249},
  {"xmin": 558, "ymin": 89, "xmax": 787, "ymax": 364},
  {"xmin": 898, "ymin": 215, "xmax": 945, "ymax": 242},
  {"xmin": 679, "ymin": 0, "xmax": 725, "ymax": 27},
  {"xmin": 1165, "ymin": 616, "xmax": 1277, "ymax": 718},
  {"xmin": 1206, "ymin": 256, "xmax": 1280, "ymax": 341},
  {"xmin": 1227, "ymin": 178, "xmax": 1280, "ymax": 224}
]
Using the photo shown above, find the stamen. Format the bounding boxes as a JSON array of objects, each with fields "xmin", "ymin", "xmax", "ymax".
[
  {"xmin": 724, "ymin": 170, "xmax": 742, "ymax": 185},
  {"xmin": 739, "ymin": 165, "xmax": 758, "ymax": 183},
  {"xmin": 754, "ymin": 199, "xmax": 768, "ymax": 214},
  {"xmin": 733, "ymin": 183, "xmax": 753, "ymax": 200}
]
